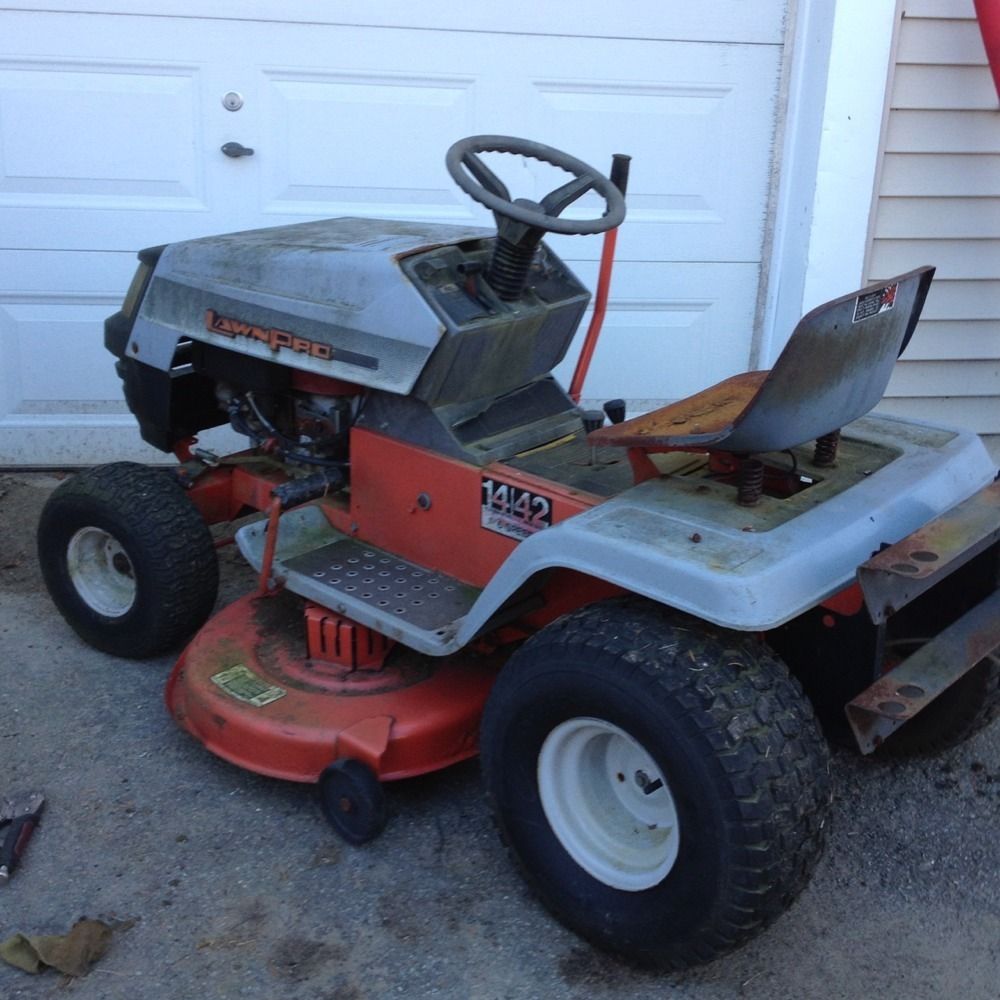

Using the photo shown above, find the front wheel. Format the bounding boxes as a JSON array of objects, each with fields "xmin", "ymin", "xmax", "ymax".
[
  {"xmin": 38, "ymin": 462, "xmax": 219, "ymax": 658},
  {"xmin": 480, "ymin": 599, "xmax": 832, "ymax": 970},
  {"xmin": 318, "ymin": 758, "xmax": 387, "ymax": 845}
]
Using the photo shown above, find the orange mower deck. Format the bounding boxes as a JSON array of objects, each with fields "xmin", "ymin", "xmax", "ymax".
[{"xmin": 165, "ymin": 590, "xmax": 501, "ymax": 783}]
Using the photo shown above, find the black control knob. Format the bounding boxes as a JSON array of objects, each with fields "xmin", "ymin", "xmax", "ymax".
[
  {"xmin": 603, "ymin": 398, "xmax": 626, "ymax": 424},
  {"xmin": 582, "ymin": 409, "xmax": 605, "ymax": 434}
]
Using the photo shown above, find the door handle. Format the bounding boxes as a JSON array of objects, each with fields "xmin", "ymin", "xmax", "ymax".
[{"xmin": 221, "ymin": 141, "xmax": 254, "ymax": 158}]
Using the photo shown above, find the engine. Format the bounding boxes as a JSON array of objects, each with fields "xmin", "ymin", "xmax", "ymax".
[{"xmin": 219, "ymin": 380, "xmax": 354, "ymax": 470}]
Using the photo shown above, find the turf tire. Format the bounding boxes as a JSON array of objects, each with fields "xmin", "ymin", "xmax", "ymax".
[
  {"xmin": 480, "ymin": 598, "xmax": 832, "ymax": 970},
  {"xmin": 38, "ymin": 462, "xmax": 219, "ymax": 658}
]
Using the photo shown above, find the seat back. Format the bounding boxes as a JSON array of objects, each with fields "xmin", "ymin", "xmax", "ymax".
[{"xmin": 719, "ymin": 266, "xmax": 934, "ymax": 453}]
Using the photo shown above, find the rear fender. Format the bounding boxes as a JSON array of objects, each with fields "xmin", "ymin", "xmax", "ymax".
[{"xmin": 452, "ymin": 416, "xmax": 996, "ymax": 646}]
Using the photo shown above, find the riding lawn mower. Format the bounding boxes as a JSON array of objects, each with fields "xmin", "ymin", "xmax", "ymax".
[{"xmin": 37, "ymin": 136, "xmax": 1000, "ymax": 970}]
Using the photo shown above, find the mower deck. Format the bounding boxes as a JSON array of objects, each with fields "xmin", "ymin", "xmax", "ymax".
[{"xmin": 165, "ymin": 590, "xmax": 499, "ymax": 783}]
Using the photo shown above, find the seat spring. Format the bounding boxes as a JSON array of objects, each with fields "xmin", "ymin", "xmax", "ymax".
[
  {"xmin": 737, "ymin": 458, "xmax": 765, "ymax": 506},
  {"xmin": 813, "ymin": 430, "xmax": 841, "ymax": 468}
]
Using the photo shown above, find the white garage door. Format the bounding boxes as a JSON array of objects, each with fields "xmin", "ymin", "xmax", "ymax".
[{"xmin": 0, "ymin": 2, "xmax": 787, "ymax": 465}]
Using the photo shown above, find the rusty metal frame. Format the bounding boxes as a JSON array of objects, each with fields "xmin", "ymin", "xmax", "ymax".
[
  {"xmin": 858, "ymin": 480, "xmax": 1000, "ymax": 624},
  {"xmin": 846, "ymin": 477, "xmax": 1000, "ymax": 753},
  {"xmin": 846, "ymin": 590, "xmax": 1000, "ymax": 754}
]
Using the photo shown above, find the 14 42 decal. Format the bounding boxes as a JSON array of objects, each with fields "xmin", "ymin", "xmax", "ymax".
[{"xmin": 481, "ymin": 478, "xmax": 552, "ymax": 541}]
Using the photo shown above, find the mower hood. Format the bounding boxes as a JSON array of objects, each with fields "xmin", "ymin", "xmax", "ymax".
[{"xmin": 128, "ymin": 217, "xmax": 493, "ymax": 394}]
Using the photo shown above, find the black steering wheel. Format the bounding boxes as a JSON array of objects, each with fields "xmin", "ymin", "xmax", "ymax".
[{"xmin": 446, "ymin": 135, "xmax": 626, "ymax": 236}]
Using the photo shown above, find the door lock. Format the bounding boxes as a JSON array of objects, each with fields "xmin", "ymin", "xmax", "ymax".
[{"xmin": 221, "ymin": 142, "xmax": 254, "ymax": 158}]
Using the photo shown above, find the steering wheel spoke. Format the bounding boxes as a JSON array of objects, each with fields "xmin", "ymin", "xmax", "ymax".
[
  {"xmin": 540, "ymin": 174, "xmax": 596, "ymax": 218},
  {"xmin": 462, "ymin": 152, "xmax": 512, "ymax": 203}
]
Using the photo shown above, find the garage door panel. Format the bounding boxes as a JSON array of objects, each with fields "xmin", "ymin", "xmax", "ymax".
[
  {"xmin": 2, "ymin": 13, "xmax": 253, "ymax": 249},
  {"xmin": 3, "ymin": 15, "xmax": 779, "ymax": 262},
  {"xmin": 4, "ymin": 299, "xmax": 125, "ymax": 406},
  {"xmin": 260, "ymin": 69, "xmax": 476, "ymax": 219},
  {"xmin": 0, "ymin": 60, "xmax": 206, "ymax": 210},
  {"xmin": 534, "ymin": 80, "xmax": 733, "ymax": 226},
  {"xmin": 252, "ymin": 29, "xmax": 778, "ymax": 261},
  {"xmin": 5, "ymin": 2, "xmax": 787, "ymax": 45},
  {"xmin": 0, "ymin": 252, "xmax": 136, "ymax": 421},
  {"xmin": 529, "ymin": 50, "xmax": 780, "ymax": 262},
  {"xmin": 0, "ymin": 249, "xmax": 246, "ymax": 464},
  {"xmin": 553, "ymin": 262, "xmax": 760, "ymax": 404}
]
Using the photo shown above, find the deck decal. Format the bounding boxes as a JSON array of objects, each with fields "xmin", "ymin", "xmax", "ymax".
[
  {"xmin": 481, "ymin": 477, "xmax": 552, "ymax": 541},
  {"xmin": 210, "ymin": 664, "xmax": 286, "ymax": 707},
  {"xmin": 852, "ymin": 283, "xmax": 897, "ymax": 323}
]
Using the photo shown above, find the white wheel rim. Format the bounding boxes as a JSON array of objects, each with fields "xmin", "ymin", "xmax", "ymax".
[
  {"xmin": 538, "ymin": 717, "xmax": 680, "ymax": 891},
  {"xmin": 66, "ymin": 526, "xmax": 137, "ymax": 617}
]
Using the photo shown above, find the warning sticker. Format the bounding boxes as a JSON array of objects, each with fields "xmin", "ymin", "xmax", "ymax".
[
  {"xmin": 853, "ymin": 282, "xmax": 898, "ymax": 323},
  {"xmin": 481, "ymin": 477, "xmax": 552, "ymax": 541},
  {"xmin": 210, "ymin": 664, "xmax": 286, "ymax": 707}
]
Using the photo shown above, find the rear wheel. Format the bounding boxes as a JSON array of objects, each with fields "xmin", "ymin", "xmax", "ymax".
[
  {"xmin": 38, "ymin": 462, "xmax": 219, "ymax": 658},
  {"xmin": 480, "ymin": 598, "xmax": 832, "ymax": 970}
]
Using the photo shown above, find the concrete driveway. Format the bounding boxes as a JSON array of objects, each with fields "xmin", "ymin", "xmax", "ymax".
[{"xmin": 2, "ymin": 471, "xmax": 998, "ymax": 1000}]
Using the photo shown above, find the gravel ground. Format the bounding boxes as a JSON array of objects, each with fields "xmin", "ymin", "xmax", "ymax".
[{"xmin": 1, "ymin": 471, "xmax": 998, "ymax": 1000}]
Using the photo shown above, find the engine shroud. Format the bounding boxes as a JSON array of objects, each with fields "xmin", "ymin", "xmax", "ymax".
[
  {"xmin": 111, "ymin": 217, "xmax": 592, "ymax": 462},
  {"xmin": 124, "ymin": 217, "xmax": 589, "ymax": 403}
]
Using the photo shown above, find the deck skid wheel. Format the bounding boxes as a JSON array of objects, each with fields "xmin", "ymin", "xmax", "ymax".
[{"xmin": 318, "ymin": 758, "xmax": 387, "ymax": 845}]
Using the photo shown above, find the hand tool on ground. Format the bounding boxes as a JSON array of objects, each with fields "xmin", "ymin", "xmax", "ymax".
[{"xmin": 0, "ymin": 793, "xmax": 45, "ymax": 883}]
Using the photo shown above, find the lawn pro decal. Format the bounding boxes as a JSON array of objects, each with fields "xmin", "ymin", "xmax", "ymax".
[
  {"xmin": 852, "ymin": 282, "xmax": 898, "ymax": 323},
  {"xmin": 481, "ymin": 477, "xmax": 552, "ymax": 540},
  {"xmin": 206, "ymin": 308, "xmax": 333, "ymax": 359},
  {"xmin": 204, "ymin": 309, "xmax": 378, "ymax": 370}
]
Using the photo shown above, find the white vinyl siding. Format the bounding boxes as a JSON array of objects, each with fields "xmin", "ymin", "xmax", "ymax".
[{"xmin": 868, "ymin": 0, "xmax": 1000, "ymax": 459}]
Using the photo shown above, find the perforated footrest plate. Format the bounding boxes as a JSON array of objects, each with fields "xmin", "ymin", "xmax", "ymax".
[
  {"xmin": 235, "ymin": 507, "xmax": 482, "ymax": 656},
  {"xmin": 285, "ymin": 540, "xmax": 477, "ymax": 632}
]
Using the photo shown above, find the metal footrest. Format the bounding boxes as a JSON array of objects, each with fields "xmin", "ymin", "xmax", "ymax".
[
  {"xmin": 235, "ymin": 506, "xmax": 480, "ymax": 656},
  {"xmin": 286, "ymin": 539, "xmax": 477, "ymax": 631}
]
